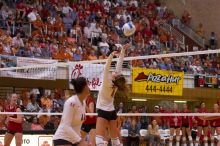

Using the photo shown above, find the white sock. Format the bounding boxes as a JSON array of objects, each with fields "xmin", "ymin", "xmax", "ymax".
[
  {"xmin": 204, "ymin": 136, "xmax": 208, "ymax": 146},
  {"xmin": 111, "ymin": 137, "xmax": 121, "ymax": 146},
  {"xmin": 176, "ymin": 136, "xmax": 180, "ymax": 146},
  {"xmin": 195, "ymin": 136, "xmax": 200, "ymax": 146},
  {"xmin": 96, "ymin": 135, "xmax": 105, "ymax": 146},
  {"xmin": 188, "ymin": 136, "xmax": 193, "ymax": 146},
  {"xmin": 182, "ymin": 136, "xmax": 187, "ymax": 146}
]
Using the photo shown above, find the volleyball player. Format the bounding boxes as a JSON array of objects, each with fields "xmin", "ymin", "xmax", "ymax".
[
  {"xmin": 200, "ymin": 103, "xmax": 220, "ymax": 146},
  {"xmin": 181, "ymin": 103, "xmax": 193, "ymax": 146},
  {"xmin": 96, "ymin": 44, "xmax": 130, "ymax": 146},
  {"xmin": 195, "ymin": 102, "xmax": 209, "ymax": 146},
  {"xmin": 81, "ymin": 94, "xmax": 96, "ymax": 146},
  {"xmin": 53, "ymin": 77, "xmax": 90, "ymax": 146},
  {"xmin": 4, "ymin": 93, "xmax": 23, "ymax": 146},
  {"xmin": 209, "ymin": 103, "xmax": 220, "ymax": 146},
  {"xmin": 168, "ymin": 103, "xmax": 181, "ymax": 146}
]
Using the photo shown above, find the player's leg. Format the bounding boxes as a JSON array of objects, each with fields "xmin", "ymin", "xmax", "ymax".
[
  {"xmin": 203, "ymin": 127, "xmax": 209, "ymax": 146},
  {"xmin": 186, "ymin": 127, "xmax": 193, "ymax": 146},
  {"xmin": 195, "ymin": 126, "xmax": 202, "ymax": 146},
  {"xmin": 4, "ymin": 132, "xmax": 14, "ymax": 146},
  {"xmin": 216, "ymin": 127, "xmax": 220, "ymax": 146},
  {"xmin": 96, "ymin": 117, "xmax": 109, "ymax": 146},
  {"xmin": 89, "ymin": 128, "xmax": 96, "ymax": 146},
  {"xmin": 175, "ymin": 128, "xmax": 181, "ymax": 146},
  {"xmin": 169, "ymin": 128, "xmax": 175, "ymax": 146},
  {"xmin": 109, "ymin": 120, "xmax": 122, "ymax": 146},
  {"xmin": 182, "ymin": 127, "xmax": 187, "ymax": 146},
  {"xmin": 15, "ymin": 132, "xmax": 23, "ymax": 146},
  {"xmin": 211, "ymin": 127, "xmax": 215, "ymax": 146}
]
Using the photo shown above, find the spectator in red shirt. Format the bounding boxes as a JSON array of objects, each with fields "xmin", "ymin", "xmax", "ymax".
[
  {"xmin": 181, "ymin": 10, "xmax": 191, "ymax": 26},
  {"xmin": 16, "ymin": 1, "xmax": 26, "ymax": 20},
  {"xmin": 142, "ymin": 24, "xmax": 153, "ymax": 38}
]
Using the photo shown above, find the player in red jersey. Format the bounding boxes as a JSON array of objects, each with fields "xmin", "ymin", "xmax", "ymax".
[
  {"xmin": 181, "ymin": 103, "xmax": 193, "ymax": 146},
  {"xmin": 81, "ymin": 95, "xmax": 97, "ymax": 146},
  {"xmin": 195, "ymin": 102, "xmax": 209, "ymax": 146},
  {"xmin": 4, "ymin": 93, "xmax": 23, "ymax": 146},
  {"xmin": 199, "ymin": 103, "xmax": 220, "ymax": 146},
  {"xmin": 207, "ymin": 103, "xmax": 220, "ymax": 146},
  {"xmin": 168, "ymin": 103, "xmax": 182, "ymax": 146}
]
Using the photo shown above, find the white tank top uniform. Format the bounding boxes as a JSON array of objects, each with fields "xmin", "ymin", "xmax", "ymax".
[
  {"xmin": 53, "ymin": 95, "xmax": 86, "ymax": 144},
  {"xmin": 96, "ymin": 47, "xmax": 125, "ymax": 111}
]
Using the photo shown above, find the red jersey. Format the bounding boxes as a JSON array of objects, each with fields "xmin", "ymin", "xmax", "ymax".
[
  {"xmin": 210, "ymin": 117, "xmax": 220, "ymax": 127},
  {"xmin": 83, "ymin": 96, "xmax": 96, "ymax": 125},
  {"xmin": 210, "ymin": 111, "xmax": 220, "ymax": 127},
  {"xmin": 195, "ymin": 108, "xmax": 209, "ymax": 126},
  {"xmin": 181, "ymin": 109, "xmax": 192, "ymax": 128},
  {"xmin": 5, "ymin": 105, "xmax": 22, "ymax": 133},
  {"xmin": 169, "ymin": 110, "xmax": 182, "ymax": 127}
]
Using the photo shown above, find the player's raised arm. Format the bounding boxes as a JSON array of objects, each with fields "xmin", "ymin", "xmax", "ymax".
[
  {"xmin": 102, "ymin": 51, "xmax": 117, "ymax": 87},
  {"xmin": 115, "ymin": 44, "xmax": 130, "ymax": 73}
]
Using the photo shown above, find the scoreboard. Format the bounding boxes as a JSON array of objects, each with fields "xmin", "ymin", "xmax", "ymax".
[{"xmin": 195, "ymin": 75, "xmax": 220, "ymax": 88}]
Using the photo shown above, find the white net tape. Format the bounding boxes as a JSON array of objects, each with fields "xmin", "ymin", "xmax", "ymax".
[
  {"xmin": 0, "ymin": 49, "xmax": 220, "ymax": 71},
  {"xmin": 1, "ymin": 112, "xmax": 220, "ymax": 116}
]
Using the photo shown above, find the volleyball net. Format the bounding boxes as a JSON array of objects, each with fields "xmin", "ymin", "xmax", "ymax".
[{"xmin": 0, "ymin": 49, "xmax": 220, "ymax": 145}]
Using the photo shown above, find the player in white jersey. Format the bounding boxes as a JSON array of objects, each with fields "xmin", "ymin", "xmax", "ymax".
[
  {"xmin": 53, "ymin": 77, "xmax": 90, "ymax": 146},
  {"xmin": 96, "ymin": 44, "xmax": 130, "ymax": 146}
]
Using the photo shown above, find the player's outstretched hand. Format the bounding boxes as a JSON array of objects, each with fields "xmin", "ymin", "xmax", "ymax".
[
  {"xmin": 111, "ymin": 51, "xmax": 118, "ymax": 56},
  {"xmin": 123, "ymin": 43, "xmax": 131, "ymax": 50}
]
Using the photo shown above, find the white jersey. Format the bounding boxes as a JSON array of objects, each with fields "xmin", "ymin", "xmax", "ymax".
[
  {"xmin": 53, "ymin": 95, "xmax": 86, "ymax": 144},
  {"xmin": 96, "ymin": 47, "xmax": 125, "ymax": 111}
]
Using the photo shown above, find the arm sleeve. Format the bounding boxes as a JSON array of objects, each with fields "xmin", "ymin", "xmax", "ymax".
[
  {"xmin": 115, "ymin": 47, "xmax": 125, "ymax": 73},
  {"xmin": 62, "ymin": 102, "xmax": 81, "ymax": 142},
  {"xmin": 102, "ymin": 54, "xmax": 114, "ymax": 86}
]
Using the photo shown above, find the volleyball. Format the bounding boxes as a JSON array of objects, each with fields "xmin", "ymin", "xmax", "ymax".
[{"xmin": 122, "ymin": 21, "xmax": 136, "ymax": 37}]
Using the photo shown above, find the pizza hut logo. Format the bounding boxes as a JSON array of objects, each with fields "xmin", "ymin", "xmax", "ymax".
[
  {"xmin": 135, "ymin": 72, "xmax": 181, "ymax": 84},
  {"xmin": 41, "ymin": 141, "xmax": 50, "ymax": 146}
]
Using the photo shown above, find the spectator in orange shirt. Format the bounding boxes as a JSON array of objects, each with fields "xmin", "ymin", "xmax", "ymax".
[
  {"xmin": 134, "ymin": 31, "xmax": 144, "ymax": 49},
  {"xmin": 88, "ymin": 50, "xmax": 98, "ymax": 60},
  {"xmin": 159, "ymin": 32, "xmax": 168, "ymax": 47},
  {"xmin": 196, "ymin": 23, "xmax": 205, "ymax": 38}
]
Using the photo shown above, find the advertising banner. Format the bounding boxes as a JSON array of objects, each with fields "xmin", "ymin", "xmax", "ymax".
[
  {"xmin": 69, "ymin": 63, "xmax": 104, "ymax": 91},
  {"xmin": 132, "ymin": 68, "xmax": 184, "ymax": 96}
]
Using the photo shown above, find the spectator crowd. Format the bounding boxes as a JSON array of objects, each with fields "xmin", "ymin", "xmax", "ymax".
[{"xmin": 0, "ymin": 0, "xmax": 219, "ymax": 75}]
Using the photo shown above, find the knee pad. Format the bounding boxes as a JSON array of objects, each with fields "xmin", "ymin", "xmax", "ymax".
[
  {"xmin": 204, "ymin": 136, "xmax": 208, "ymax": 141},
  {"xmin": 96, "ymin": 135, "xmax": 104, "ymax": 146},
  {"xmin": 103, "ymin": 141, "xmax": 109, "ymax": 146},
  {"xmin": 182, "ymin": 136, "xmax": 186, "ymax": 141},
  {"xmin": 176, "ymin": 136, "xmax": 180, "ymax": 141},
  {"xmin": 188, "ymin": 136, "xmax": 193, "ymax": 141},
  {"xmin": 111, "ymin": 137, "xmax": 121, "ymax": 146}
]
